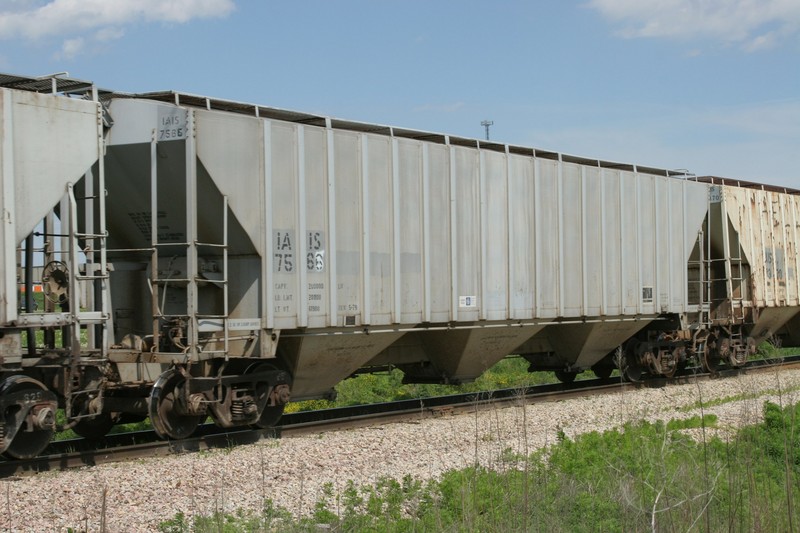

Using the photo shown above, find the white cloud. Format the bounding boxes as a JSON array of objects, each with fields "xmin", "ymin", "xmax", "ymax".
[
  {"xmin": 0, "ymin": 0, "xmax": 235, "ymax": 39},
  {"xmin": 57, "ymin": 37, "xmax": 85, "ymax": 60},
  {"xmin": 94, "ymin": 27, "xmax": 126, "ymax": 43},
  {"xmin": 0, "ymin": 0, "xmax": 234, "ymax": 58},
  {"xmin": 587, "ymin": 0, "xmax": 800, "ymax": 51}
]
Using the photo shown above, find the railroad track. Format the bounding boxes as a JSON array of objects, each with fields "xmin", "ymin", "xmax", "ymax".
[{"xmin": 2, "ymin": 354, "xmax": 799, "ymax": 478}]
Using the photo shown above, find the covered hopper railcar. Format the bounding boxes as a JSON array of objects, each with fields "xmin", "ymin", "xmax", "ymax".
[{"xmin": 0, "ymin": 73, "xmax": 798, "ymax": 458}]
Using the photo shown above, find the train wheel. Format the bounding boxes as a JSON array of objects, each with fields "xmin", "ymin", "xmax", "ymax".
[
  {"xmin": 701, "ymin": 343, "xmax": 720, "ymax": 373},
  {"xmin": 149, "ymin": 369, "xmax": 205, "ymax": 440},
  {"xmin": 622, "ymin": 361, "xmax": 643, "ymax": 382},
  {"xmin": 247, "ymin": 363, "xmax": 292, "ymax": 429},
  {"xmin": 555, "ymin": 370, "xmax": 577, "ymax": 384},
  {"xmin": 0, "ymin": 376, "xmax": 57, "ymax": 459},
  {"xmin": 717, "ymin": 337, "xmax": 732, "ymax": 365},
  {"xmin": 619, "ymin": 343, "xmax": 643, "ymax": 382},
  {"xmin": 73, "ymin": 413, "xmax": 119, "ymax": 440},
  {"xmin": 746, "ymin": 336, "xmax": 757, "ymax": 359},
  {"xmin": 592, "ymin": 365, "xmax": 613, "ymax": 379},
  {"xmin": 70, "ymin": 394, "xmax": 120, "ymax": 440}
]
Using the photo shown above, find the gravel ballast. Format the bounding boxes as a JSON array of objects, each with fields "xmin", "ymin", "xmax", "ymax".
[{"xmin": 3, "ymin": 367, "xmax": 800, "ymax": 532}]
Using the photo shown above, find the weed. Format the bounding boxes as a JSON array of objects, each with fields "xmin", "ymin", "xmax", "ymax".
[
  {"xmin": 171, "ymin": 401, "xmax": 800, "ymax": 532},
  {"xmin": 666, "ymin": 414, "xmax": 718, "ymax": 430},
  {"xmin": 284, "ymin": 356, "xmax": 561, "ymax": 414},
  {"xmin": 499, "ymin": 446, "xmax": 526, "ymax": 464},
  {"xmin": 158, "ymin": 511, "xmax": 191, "ymax": 532},
  {"xmin": 679, "ymin": 385, "xmax": 800, "ymax": 412}
]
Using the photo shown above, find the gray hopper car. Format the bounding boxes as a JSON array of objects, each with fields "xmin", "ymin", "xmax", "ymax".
[{"xmin": 0, "ymin": 72, "xmax": 798, "ymax": 458}]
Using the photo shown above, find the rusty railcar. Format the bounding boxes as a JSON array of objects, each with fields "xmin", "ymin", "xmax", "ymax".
[{"xmin": 0, "ymin": 73, "xmax": 797, "ymax": 457}]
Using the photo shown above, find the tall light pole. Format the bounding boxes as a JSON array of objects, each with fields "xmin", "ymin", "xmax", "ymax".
[{"xmin": 481, "ymin": 120, "xmax": 493, "ymax": 140}]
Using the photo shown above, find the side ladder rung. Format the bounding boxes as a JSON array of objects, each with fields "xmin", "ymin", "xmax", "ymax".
[
  {"xmin": 195, "ymin": 277, "xmax": 227, "ymax": 285},
  {"xmin": 76, "ymin": 274, "xmax": 109, "ymax": 281},
  {"xmin": 76, "ymin": 311, "xmax": 106, "ymax": 324},
  {"xmin": 154, "ymin": 242, "xmax": 190, "ymax": 247}
]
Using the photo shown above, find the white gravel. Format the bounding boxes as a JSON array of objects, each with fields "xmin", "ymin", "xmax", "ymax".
[{"xmin": 3, "ymin": 367, "xmax": 800, "ymax": 532}]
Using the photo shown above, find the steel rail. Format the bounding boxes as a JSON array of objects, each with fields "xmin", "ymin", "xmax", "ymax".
[{"xmin": 2, "ymin": 354, "xmax": 800, "ymax": 478}]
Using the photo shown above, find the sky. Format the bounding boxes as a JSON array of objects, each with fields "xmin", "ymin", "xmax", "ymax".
[{"xmin": 1, "ymin": 0, "xmax": 798, "ymax": 188}]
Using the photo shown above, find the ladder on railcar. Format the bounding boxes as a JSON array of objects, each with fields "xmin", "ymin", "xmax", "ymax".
[
  {"xmin": 148, "ymin": 121, "xmax": 230, "ymax": 360},
  {"xmin": 63, "ymin": 174, "xmax": 114, "ymax": 420},
  {"xmin": 692, "ymin": 184, "xmax": 747, "ymax": 328},
  {"xmin": 15, "ymin": 184, "xmax": 111, "ymax": 349},
  {"xmin": 67, "ymin": 180, "xmax": 112, "ymax": 350}
]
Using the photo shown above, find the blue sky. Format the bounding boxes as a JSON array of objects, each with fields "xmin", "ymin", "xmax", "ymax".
[{"xmin": 1, "ymin": 0, "xmax": 798, "ymax": 188}]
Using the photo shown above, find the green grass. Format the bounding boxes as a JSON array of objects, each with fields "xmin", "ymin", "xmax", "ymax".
[
  {"xmin": 666, "ymin": 413, "xmax": 718, "ymax": 430},
  {"xmin": 285, "ymin": 357, "xmax": 567, "ymax": 413},
  {"xmin": 19, "ymin": 290, "xmax": 46, "ymax": 312},
  {"xmin": 53, "ymin": 410, "xmax": 152, "ymax": 441},
  {"xmin": 680, "ymin": 384, "xmax": 800, "ymax": 412},
  {"xmin": 160, "ymin": 400, "xmax": 800, "ymax": 532},
  {"xmin": 755, "ymin": 339, "xmax": 800, "ymax": 360}
]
